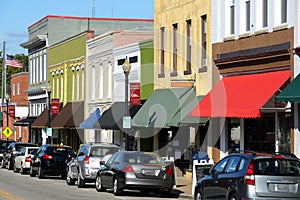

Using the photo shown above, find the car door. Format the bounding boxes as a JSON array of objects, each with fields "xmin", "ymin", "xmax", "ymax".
[
  {"xmin": 15, "ymin": 147, "xmax": 26, "ymax": 169},
  {"xmin": 217, "ymin": 156, "xmax": 243, "ymax": 199},
  {"xmin": 101, "ymin": 153, "xmax": 118, "ymax": 189},
  {"xmin": 203, "ymin": 156, "xmax": 231, "ymax": 199}
]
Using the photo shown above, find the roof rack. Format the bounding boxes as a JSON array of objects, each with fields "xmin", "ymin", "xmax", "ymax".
[
  {"xmin": 273, "ymin": 152, "xmax": 298, "ymax": 159},
  {"xmin": 233, "ymin": 150, "xmax": 257, "ymax": 156}
]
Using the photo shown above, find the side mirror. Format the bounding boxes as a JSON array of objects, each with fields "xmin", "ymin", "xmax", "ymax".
[
  {"xmin": 203, "ymin": 168, "xmax": 211, "ymax": 175},
  {"xmin": 78, "ymin": 152, "xmax": 85, "ymax": 157},
  {"xmin": 100, "ymin": 161, "xmax": 106, "ymax": 166}
]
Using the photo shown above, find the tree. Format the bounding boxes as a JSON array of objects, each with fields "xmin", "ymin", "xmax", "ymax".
[{"xmin": 0, "ymin": 53, "xmax": 28, "ymax": 96}]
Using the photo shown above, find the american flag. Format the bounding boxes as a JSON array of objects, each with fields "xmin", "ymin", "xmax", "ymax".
[{"xmin": 6, "ymin": 55, "xmax": 23, "ymax": 68}]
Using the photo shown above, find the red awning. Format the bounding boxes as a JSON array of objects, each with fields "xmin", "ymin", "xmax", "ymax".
[{"xmin": 190, "ymin": 70, "xmax": 290, "ymax": 118}]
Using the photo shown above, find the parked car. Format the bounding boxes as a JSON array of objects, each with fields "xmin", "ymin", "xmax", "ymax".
[
  {"xmin": 194, "ymin": 151, "xmax": 300, "ymax": 200},
  {"xmin": 66, "ymin": 142, "xmax": 122, "ymax": 187},
  {"xmin": 30, "ymin": 144, "xmax": 75, "ymax": 179},
  {"xmin": 13, "ymin": 146, "xmax": 39, "ymax": 174},
  {"xmin": 0, "ymin": 139, "xmax": 15, "ymax": 168},
  {"xmin": 95, "ymin": 151, "xmax": 174, "ymax": 196},
  {"xmin": 2, "ymin": 142, "xmax": 37, "ymax": 170}
]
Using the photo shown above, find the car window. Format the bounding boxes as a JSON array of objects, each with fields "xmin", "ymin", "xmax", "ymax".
[
  {"xmin": 212, "ymin": 157, "xmax": 230, "ymax": 174},
  {"xmin": 254, "ymin": 158, "xmax": 300, "ymax": 176},
  {"xmin": 106, "ymin": 153, "xmax": 118, "ymax": 166},
  {"xmin": 225, "ymin": 156, "xmax": 241, "ymax": 173},
  {"xmin": 28, "ymin": 149, "xmax": 38, "ymax": 155},
  {"xmin": 124, "ymin": 153, "xmax": 164, "ymax": 164},
  {"xmin": 238, "ymin": 158, "xmax": 247, "ymax": 171}
]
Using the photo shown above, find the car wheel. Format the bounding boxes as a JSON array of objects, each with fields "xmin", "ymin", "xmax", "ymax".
[
  {"xmin": 77, "ymin": 176, "xmax": 85, "ymax": 188},
  {"xmin": 13, "ymin": 163, "xmax": 18, "ymax": 173},
  {"xmin": 38, "ymin": 166, "xmax": 44, "ymax": 179},
  {"xmin": 7, "ymin": 160, "xmax": 11, "ymax": 170},
  {"xmin": 229, "ymin": 193, "xmax": 238, "ymax": 200},
  {"xmin": 20, "ymin": 165, "xmax": 25, "ymax": 175},
  {"xmin": 66, "ymin": 176, "xmax": 75, "ymax": 185},
  {"xmin": 113, "ymin": 178, "xmax": 123, "ymax": 196},
  {"xmin": 29, "ymin": 165, "xmax": 36, "ymax": 177},
  {"xmin": 194, "ymin": 188, "xmax": 203, "ymax": 200},
  {"xmin": 95, "ymin": 175, "xmax": 106, "ymax": 192}
]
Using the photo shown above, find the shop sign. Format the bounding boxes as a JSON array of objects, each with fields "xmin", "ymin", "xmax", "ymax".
[
  {"xmin": 130, "ymin": 83, "xmax": 140, "ymax": 105},
  {"xmin": 51, "ymin": 99, "xmax": 60, "ymax": 115}
]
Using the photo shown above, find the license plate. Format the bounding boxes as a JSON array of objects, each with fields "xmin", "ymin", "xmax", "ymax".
[
  {"xmin": 142, "ymin": 169, "xmax": 160, "ymax": 176},
  {"xmin": 275, "ymin": 184, "xmax": 289, "ymax": 192}
]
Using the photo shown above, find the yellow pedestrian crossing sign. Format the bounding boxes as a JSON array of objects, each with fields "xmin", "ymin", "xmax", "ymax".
[{"xmin": 3, "ymin": 127, "xmax": 13, "ymax": 138}]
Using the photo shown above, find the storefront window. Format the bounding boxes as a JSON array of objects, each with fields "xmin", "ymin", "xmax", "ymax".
[
  {"xmin": 278, "ymin": 113, "xmax": 291, "ymax": 152},
  {"xmin": 228, "ymin": 118, "xmax": 240, "ymax": 153},
  {"xmin": 245, "ymin": 114, "xmax": 275, "ymax": 153}
]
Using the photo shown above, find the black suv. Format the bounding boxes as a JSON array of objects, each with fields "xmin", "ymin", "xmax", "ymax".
[
  {"xmin": 2, "ymin": 142, "xmax": 37, "ymax": 170},
  {"xmin": 0, "ymin": 139, "xmax": 15, "ymax": 168},
  {"xmin": 30, "ymin": 144, "xmax": 75, "ymax": 179},
  {"xmin": 194, "ymin": 151, "xmax": 300, "ymax": 200}
]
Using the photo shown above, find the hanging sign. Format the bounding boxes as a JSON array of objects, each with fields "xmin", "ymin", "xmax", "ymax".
[
  {"xmin": 51, "ymin": 99, "xmax": 60, "ymax": 115},
  {"xmin": 130, "ymin": 83, "xmax": 140, "ymax": 105}
]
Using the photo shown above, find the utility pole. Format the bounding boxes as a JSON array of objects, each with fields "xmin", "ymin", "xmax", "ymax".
[{"xmin": 2, "ymin": 41, "xmax": 6, "ymax": 105}]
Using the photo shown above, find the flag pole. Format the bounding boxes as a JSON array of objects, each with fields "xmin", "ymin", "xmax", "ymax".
[{"xmin": 2, "ymin": 41, "xmax": 6, "ymax": 105}]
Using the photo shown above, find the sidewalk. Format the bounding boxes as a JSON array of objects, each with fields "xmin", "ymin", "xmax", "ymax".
[{"xmin": 174, "ymin": 176, "xmax": 193, "ymax": 199}]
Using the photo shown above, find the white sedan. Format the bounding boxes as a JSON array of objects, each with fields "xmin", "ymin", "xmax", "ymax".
[{"xmin": 14, "ymin": 146, "xmax": 39, "ymax": 174}]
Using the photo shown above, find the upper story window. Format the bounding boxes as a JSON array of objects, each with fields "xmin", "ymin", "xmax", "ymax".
[
  {"xmin": 230, "ymin": 0, "xmax": 235, "ymax": 35},
  {"xmin": 199, "ymin": 15, "xmax": 207, "ymax": 73},
  {"xmin": 262, "ymin": 0, "xmax": 268, "ymax": 28},
  {"xmin": 246, "ymin": 0, "xmax": 251, "ymax": 31},
  {"xmin": 281, "ymin": 0, "xmax": 287, "ymax": 23},
  {"xmin": 12, "ymin": 84, "xmax": 15, "ymax": 96},
  {"xmin": 158, "ymin": 27, "xmax": 165, "ymax": 78},
  {"xmin": 171, "ymin": 23, "xmax": 178, "ymax": 76},
  {"xmin": 184, "ymin": 20, "xmax": 192, "ymax": 75},
  {"xmin": 17, "ymin": 82, "xmax": 20, "ymax": 95}
]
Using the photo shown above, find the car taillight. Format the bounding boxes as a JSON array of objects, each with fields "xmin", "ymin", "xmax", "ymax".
[
  {"xmin": 25, "ymin": 156, "xmax": 31, "ymax": 162},
  {"xmin": 166, "ymin": 166, "xmax": 173, "ymax": 175},
  {"xmin": 122, "ymin": 164, "xmax": 134, "ymax": 173},
  {"xmin": 244, "ymin": 160, "xmax": 255, "ymax": 185},
  {"xmin": 84, "ymin": 156, "xmax": 89, "ymax": 164},
  {"xmin": 43, "ymin": 154, "xmax": 53, "ymax": 160}
]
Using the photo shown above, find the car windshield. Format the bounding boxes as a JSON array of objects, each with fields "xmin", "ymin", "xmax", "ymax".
[
  {"xmin": 254, "ymin": 158, "xmax": 300, "ymax": 176},
  {"xmin": 124, "ymin": 153, "xmax": 165, "ymax": 165},
  {"xmin": 28, "ymin": 149, "xmax": 38, "ymax": 155},
  {"xmin": 90, "ymin": 147, "xmax": 119, "ymax": 157}
]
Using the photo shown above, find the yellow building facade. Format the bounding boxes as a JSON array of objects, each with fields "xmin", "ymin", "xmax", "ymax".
[
  {"xmin": 154, "ymin": 1, "xmax": 220, "ymax": 162},
  {"xmin": 154, "ymin": 0, "xmax": 218, "ymax": 95}
]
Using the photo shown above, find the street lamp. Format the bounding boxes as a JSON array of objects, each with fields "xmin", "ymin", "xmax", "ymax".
[
  {"xmin": 5, "ymin": 94, "xmax": 9, "ymax": 129},
  {"xmin": 45, "ymin": 85, "xmax": 52, "ymax": 144},
  {"xmin": 122, "ymin": 58, "xmax": 131, "ymax": 151}
]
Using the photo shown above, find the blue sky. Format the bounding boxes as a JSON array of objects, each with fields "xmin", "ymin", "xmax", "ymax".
[{"xmin": 0, "ymin": 0, "xmax": 154, "ymax": 55}]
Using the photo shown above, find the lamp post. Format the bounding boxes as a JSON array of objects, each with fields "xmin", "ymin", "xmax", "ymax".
[
  {"xmin": 46, "ymin": 85, "xmax": 52, "ymax": 144},
  {"xmin": 122, "ymin": 58, "xmax": 131, "ymax": 151},
  {"xmin": 5, "ymin": 94, "xmax": 9, "ymax": 129}
]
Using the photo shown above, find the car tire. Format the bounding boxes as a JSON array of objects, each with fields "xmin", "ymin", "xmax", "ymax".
[
  {"xmin": 38, "ymin": 166, "xmax": 44, "ymax": 179},
  {"xmin": 20, "ymin": 165, "xmax": 25, "ymax": 175},
  {"xmin": 77, "ymin": 176, "xmax": 85, "ymax": 188},
  {"xmin": 194, "ymin": 188, "xmax": 203, "ymax": 200},
  {"xmin": 13, "ymin": 163, "xmax": 18, "ymax": 173},
  {"xmin": 113, "ymin": 178, "xmax": 123, "ymax": 196},
  {"xmin": 66, "ymin": 176, "xmax": 75, "ymax": 185},
  {"xmin": 229, "ymin": 193, "xmax": 238, "ymax": 200},
  {"xmin": 29, "ymin": 165, "xmax": 36, "ymax": 177},
  {"xmin": 95, "ymin": 175, "xmax": 106, "ymax": 192}
]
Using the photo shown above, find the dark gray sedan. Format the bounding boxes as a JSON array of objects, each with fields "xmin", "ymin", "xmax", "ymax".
[{"xmin": 95, "ymin": 151, "xmax": 174, "ymax": 196}]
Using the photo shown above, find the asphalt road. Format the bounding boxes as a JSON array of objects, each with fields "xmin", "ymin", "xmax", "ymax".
[{"xmin": 0, "ymin": 168, "xmax": 183, "ymax": 200}]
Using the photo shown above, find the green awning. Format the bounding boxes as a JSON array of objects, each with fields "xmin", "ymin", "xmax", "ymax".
[
  {"xmin": 167, "ymin": 96, "xmax": 208, "ymax": 127},
  {"xmin": 0, "ymin": 112, "xmax": 2, "ymax": 121},
  {"xmin": 132, "ymin": 87, "xmax": 195, "ymax": 128},
  {"xmin": 277, "ymin": 74, "xmax": 300, "ymax": 102}
]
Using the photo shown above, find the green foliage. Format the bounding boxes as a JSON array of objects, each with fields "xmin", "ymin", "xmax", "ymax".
[{"xmin": 0, "ymin": 52, "xmax": 28, "ymax": 96}]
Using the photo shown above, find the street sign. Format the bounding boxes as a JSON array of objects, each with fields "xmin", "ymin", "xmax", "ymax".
[
  {"xmin": 122, "ymin": 116, "xmax": 131, "ymax": 129},
  {"xmin": 46, "ymin": 128, "xmax": 52, "ymax": 136},
  {"xmin": 3, "ymin": 127, "xmax": 13, "ymax": 138}
]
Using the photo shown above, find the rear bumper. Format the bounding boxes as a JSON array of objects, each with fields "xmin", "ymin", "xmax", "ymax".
[{"xmin": 121, "ymin": 173, "xmax": 173, "ymax": 190}]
